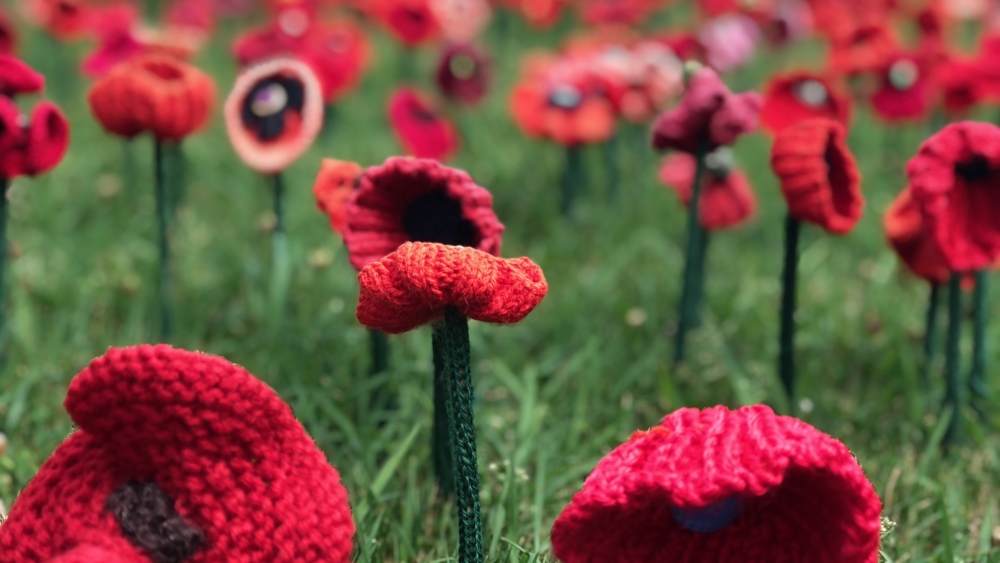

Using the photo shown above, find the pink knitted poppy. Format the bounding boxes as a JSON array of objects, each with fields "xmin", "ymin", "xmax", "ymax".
[
  {"xmin": 551, "ymin": 405, "xmax": 883, "ymax": 563},
  {"xmin": 651, "ymin": 66, "xmax": 762, "ymax": 154}
]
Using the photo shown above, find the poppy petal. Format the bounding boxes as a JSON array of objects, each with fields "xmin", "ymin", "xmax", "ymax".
[{"xmin": 24, "ymin": 101, "xmax": 69, "ymax": 176}]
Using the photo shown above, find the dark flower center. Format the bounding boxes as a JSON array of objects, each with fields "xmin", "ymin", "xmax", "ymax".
[
  {"xmin": 241, "ymin": 75, "xmax": 305, "ymax": 141},
  {"xmin": 403, "ymin": 190, "xmax": 477, "ymax": 247},
  {"xmin": 955, "ymin": 155, "xmax": 993, "ymax": 183},
  {"xmin": 670, "ymin": 496, "xmax": 745, "ymax": 533},
  {"xmin": 825, "ymin": 133, "xmax": 855, "ymax": 218},
  {"xmin": 548, "ymin": 85, "xmax": 583, "ymax": 110},
  {"xmin": 106, "ymin": 481, "xmax": 205, "ymax": 563}
]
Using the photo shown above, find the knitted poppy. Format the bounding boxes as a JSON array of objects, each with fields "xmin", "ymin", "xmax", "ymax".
[
  {"xmin": 429, "ymin": 0, "xmax": 491, "ymax": 43},
  {"xmin": 589, "ymin": 42, "xmax": 683, "ymax": 124},
  {"xmin": 87, "ymin": 54, "xmax": 215, "ymax": 141},
  {"xmin": 828, "ymin": 21, "xmax": 899, "ymax": 77},
  {"xmin": 0, "ymin": 7, "xmax": 16, "ymax": 54},
  {"xmin": 771, "ymin": 118, "xmax": 863, "ymax": 235},
  {"xmin": 651, "ymin": 66, "xmax": 762, "ymax": 154},
  {"xmin": 388, "ymin": 88, "xmax": 460, "ymax": 161},
  {"xmin": 939, "ymin": 57, "xmax": 989, "ymax": 116},
  {"xmin": 884, "ymin": 187, "xmax": 952, "ymax": 284},
  {"xmin": 760, "ymin": 71, "xmax": 851, "ymax": 135},
  {"xmin": 79, "ymin": 6, "xmax": 145, "ymax": 78},
  {"xmin": 357, "ymin": 242, "xmax": 547, "ymax": 334},
  {"xmin": 435, "ymin": 43, "xmax": 491, "ymax": 105},
  {"xmin": 313, "ymin": 158, "xmax": 363, "ymax": 234},
  {"xmin": 906, "ymin": 121, "xmax": 1000, "ymax": 272},
  {"xmin": 224, "ymin": 57, "xmax": 324, "ymax": 174},
  {"xmin": 341, "ymin": 156, "xmax": 503, "ymax": 270},
  {"xmin": 870, "ymin": 55, "xmax": 934, "ymax": 122},
  {"xmin": 0, "ymin": 345, "xmax": 355, "ymax": 563},
  {"xmin": 0, "ymin": 54, "xmax": 45, "ymax": 96},
  {"xmin": 23, "ymin": 0, "xmax": 91, "ymax": 40},
  {"xmin": 659, "ymin": 150, "xmax": 756, "ymax": 230},
  {"xmin": 551, "ymin": 405, "xmax": 883, "ymax": 563},
  {"xmin": 371, "ymin": 0, "xmax": 440, "ymax": 46},
  {"xmin": 0, "ymin": 98, "xmax": 70, "ymax": 179}
]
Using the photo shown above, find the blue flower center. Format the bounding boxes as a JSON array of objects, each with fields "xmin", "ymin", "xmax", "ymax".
[{"xmin": 670, "ymin": 496, "xmax": 744, "ymax": 533}]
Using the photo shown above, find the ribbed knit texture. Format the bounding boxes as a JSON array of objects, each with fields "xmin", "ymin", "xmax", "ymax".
[
  {"xmin": 759, "ymin": 71, "xmax": 851, "ymax": 135},
  {"xmin": 659, "ymin": 152, "xmax": 756, "ymax": 231},
  {"xmin": 551, "ymin": 405, "xmax": 883, "ymax": 563},
  {"xmin": 356, "ymin": 242, "xmax": 547, "ymax": 334},
  {"xmin": 0, "ymin": 345, "xmax": 355, "ymax": 563}
]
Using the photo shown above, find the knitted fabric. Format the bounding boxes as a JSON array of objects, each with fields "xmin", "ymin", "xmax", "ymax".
[
  {"xmin": 759, "ymin": 71, "xmax": 851, "ymax": 135},
  {"xmin": 0, "ymin": 345, "xmax": 355, "ymax": 563},
  {"xmin": 884, "ymin": 187, "xmax": 953, "ymax": 284},
  {"xmin": 550, "ymin": 405, "xmax": 883, "ymax": 563},
  {"xmin": 369, "ymin": 0, "xmax": 441, "ymax": 46},
  {"xmin": 0, "ymin": 55, "xmax": 44, "ymax": 96},
  {"xmin": 428, "ymin": 0, "xmax": 491, "ymax": 44},
  {"xmin": 651, "ymin": 66, "xmax": 761, "ymax": 154},
  {"xmin": 0, "ymin": 9, "xmax": 14, "ymax": 55},
  {"xmin": 0, "ymin": 98, "xmax": 70, "ymax": 180},
  {"xmin": 313, "ymin": 158, "xmax": 364, "ymax": 235},
  {"xmin": 224, "ymin": 57, "xmax": 324, "ymax": 174},
  {"xmin": 341, "ymin": 157, "xmax": 504, "ymax": 270},
  {"xmin": 388, "ymin": 88, "xmax": 460, "ymax": 161},
  {"xmin": 436, "ymin": 43, "xmax": 491, "ymax": 105},
  {"xmin": 87, "ymin": 54, "xmax": 215, "ymax": 141},
  {"xmin": 870, "ymin": 56, "xmax": 933, "ymax": 123},
  {"xmin": 906, "ymin": 121, "xmax": 1000, "ymax": 272},
  {"xmin": 771, "ymin": 118, "xmax": 864, "ymax": 235},
  {"xmin": 828, "ymin": 21, "xmax": 900, "ymax": 77},
  {"xmin": 659, "ymin": 151, "xmax": 756, "ymax": 231},
  {"xmin": 356, "ymin": 241, "xmax": 547, "ymax": 334}
]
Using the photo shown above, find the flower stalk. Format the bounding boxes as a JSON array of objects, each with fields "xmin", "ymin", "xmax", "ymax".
[
  {"xmin": 154, "ymin": 140, "xmax": 172, "ymax": 342},
  {"xmin": 943, "ymin": 273, "xmax": 963, "ymax": 447},
  {"xmin": 921, "ymin": 283, "xmax": 942, "ymax": 390},
  {"xmin": 778, "ymin": 213, "xmax": 802, "ymax": 411},
  {"xmin": 269, "ymin": 173, "xmax": 291, "ymax": 330},
  {"xmin": 673, "ymin": 145, "xmax": 708, "ymax": 367},
  {"xmin": 560, "ymin": 146, "xmax": 585, "ymax": 217},
  {"xmin": 969, "ymin": 270, "xmax": 989, "ymax": 409}
]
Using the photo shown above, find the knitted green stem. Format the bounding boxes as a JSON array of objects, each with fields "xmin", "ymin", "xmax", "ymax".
[
  {"xmin": 269, "ymin": 173, "xmax": 291, "ymax": 329},
  {"xmin": 604, "ymin": 132, "xmax": 620, "ymax": 203},
  {"xmin": 154, "ymin": 140, "xmax": 172, "ymax": 342},
  {"xmin": 691, "ymin": 231, "xmax": 711, "ymax": 328},
  {"xmin": 969, "ymin": 270, "xmax": 989, "ymax": 402},
  {"xmin": 778, "ymin": 214, "xmax": 801, "ymax": 411},
  {"xmin": 921, "ymin": 283, "xmax": 942, "ymax": 390},
  {"xmin": 0, "ymin": 178, "xmax": 8, "ymax": 364},
  {"xmin": 369, "ymin": 329, "xmax": 389, "ymax": 375},
  {"xmin": 673, "ymin": 146, "xmax": 708, "ymax": 367},
  {"xmin": 434, "ymin": 306, "xmax": 483, "ymax": 563},
  {"xmin": 431, "ymin": 328, "xmax": 454, "ymax": 495},
  {"xmin": 943, "ymin": 273, "xmax": 963, "ymax": 447},
  {"xmin": 560, "ymin": 146, "xmax": 584, "ymax": 217}
]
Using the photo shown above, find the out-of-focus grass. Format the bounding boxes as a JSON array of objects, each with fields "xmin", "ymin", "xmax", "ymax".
[{"xmin": 1, "ymin": 6, "xmax": 998, "ymax": 562}]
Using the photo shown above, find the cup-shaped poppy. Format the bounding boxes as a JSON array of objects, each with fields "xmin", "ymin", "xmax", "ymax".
[
  {"xmin": 828, "ymin": 20, "xmax": 899, "ymax": 77},
  {"xmin": 388, "ymin": 88, "xmax": 460, "ymax": 161},
  {"xmin": 0, "ymin": 54, "xmax": 45, "ymax": 96},
  {"xmin": 371, "ymin": 0, "xmax": 440, "ymax": 46},
  {"xmin": 223, "ymin": 57, "xmax": 324, "ymax": 174},
  {"xmin": 0, "ymin": 98, "xmax": 70, "ymax": 180},
  {"xmin": 870, "ymin": 54, "xmax": 935, "ymax": 122},
  {"xmin": 651, "ymin": 66, "xmax": 762, "ymax": 154},
  {"xmin": 88, "ymin": 54, "xmax": 215, "ymax": 141},
  {"xmin": 771, "ymin": 118, "xmax": 863, "ymax": 235},
  {"xmin": 313, "ymin": 158, "xmax": 363, "ymax": 234},
  {"xmin": 305, "ymin": 20, "xmax": 371, "ymax": 104},
  {"xmin": 884, "ymin": 186, "xmax": 953, "ymax": 284},
  {"xmin": 429, "ymin": 0, "xmax": 491, "ymax": 43},
  {"xmin": 551, "ymin": 405, "xmax": 883, "ymax": 563},
  {"xmin": 0, "ymin": 345, "xmax": 355, "ymax": 563},
  {"xmin": 906, "ymin": 121, "xmax": 1000, "ymax": 272},
  {"xmin": 760, "ymin": 71, "xmax": 851, "ymax": 134},
  {"xmin": 341, "ymin": 156, "xmax": 504, "ymax": 270},
  {"xmin": 435, "ymin": 43, "xmax": 491, "ymax": 105},
  {"xmin": 659, "ymin": 150, "xmax": 756, "ymax": 230},
  {"xmin": 939, "ymin": 56, "xmax": 990, "ymax": 116}
]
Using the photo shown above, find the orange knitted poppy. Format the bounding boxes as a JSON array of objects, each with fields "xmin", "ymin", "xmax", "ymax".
[
  {"xmin": 313, "ymin": 158, "xmax": 363, "ymax": 234},
  {"xmin": 356, "ymin": 242, "xmax": 547, "ymax": 334},
  {"xmin": 87, "ymin": 54, "xmax": 215, "ymax": 141},
  {"xmin": 771, "ymin": 118, "xmax": 864, "ymax": 235}
]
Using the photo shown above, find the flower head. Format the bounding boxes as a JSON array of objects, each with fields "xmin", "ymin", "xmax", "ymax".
[
  {"xmin": 224, "ymin": 57, "xmax": 324, "ymax": 174},
  {"xmin": 370, "ymin": 0, "xmax": 440, "ymax": 46},
  {"xmin": 551, "ymin": 405, "xmax": 883, "ymax": 563},
  {"xmin": 388, "ymin": 88, "xmax": 460, "ymax": 161},
  {"xmin": 0, "ymin": 56, "xmax": 69, "ymax": 179},
  {"xmin": 313, "ymin": 158, "xmax": 363, "ymax": 235},
  {"xmin": 0, "ymin": 54, "xmax": 45, "ymax": 96},
  {"xmin": 0, "ymin": 7, "xmax": 18, "ymax": 54},
  {"xmin": 906, "ymin": 121, "xmax": 1000, "ymax": 272},
  {"xmin": 0, "ymin": 345, "xmax": 355, "ymax": 563},
  {"xmin": 884, "ymin": 187, "xmax": 953, "ymax": 284},
  {"xmin": 659, "ymin": 150, "xmax": 757, "ymax": 230},
  {"xmin": 341, "ymin": 157, "xmax": 504, "ymax": 270},
  {"xmin": 357, "ymin": 242, "xmax": 547, "ymax": 334},
  {"xmin": 827, "ymin": 20, "xmax": 900, "ymax": 77},
  {"xmin": 771, "ymin": 118, "xmax": 863, "ymax": 234},
  {"xmin": 869, "ymin": 54, "xmax": 935, "ymax": 123},
  {"xmin": 436, "ymin": 43, "xmax": 491, "ymax": 105},
  {"xmin": 760, "ymin": 71, "xmax": 851, "ymax": 134}
]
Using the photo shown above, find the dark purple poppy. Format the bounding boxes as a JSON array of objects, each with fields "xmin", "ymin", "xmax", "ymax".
[{"xmin": 435, "ymin": 43, "xmax": 490, "ymax": 105}]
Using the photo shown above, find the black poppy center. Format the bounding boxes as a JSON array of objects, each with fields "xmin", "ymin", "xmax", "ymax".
[
  {"xmin": 241, "ymin": 75, "xmax": 305, "ymax": 142},
  {"xmin": 956, "ymin": 155, "xmax": 994, "ymax": 183},
  {"xmin": 107, "ymin": 481, "xmax": 205, "ymax": 563},
  {"xmin": 402, "ymin": 190, "xmax": 477, "ymax": 247}
]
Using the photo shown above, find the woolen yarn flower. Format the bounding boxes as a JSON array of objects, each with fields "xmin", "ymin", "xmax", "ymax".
[
  {"xmin": 436, "ymin": 43, "xmax": 491, "ymax": 105},
  {"xmin": 651, "ymin": 66, "xmax": 762, "ymax": 154},
  {"xmin": 356, "ymin": 242, "xmax": 547, "ymax": 334},
  {"xmin": 760, "ymin": 71, "xmax": 851, "ymax": 134},
  {"xmin": 0, "ymin": 56, "xmax": 69, "ymax": 179},
  {"xmin": 550, "ymin": 404, "xmax": 883, "ymax": 563},
  {"xmin": 341, "ymin": 156, "xmax": 504, "ymax": 270},
  {"xmin": 313, "ymin": 158, "xmax": 363, "ymax": 234},
  {"xmin": 906, "ymin": 121, "xmax": 1000, "ymax": 272},
  {"xmin": 388, "ymin": 88, "xmax": 460, "ymax": 161},
  {"xmin": 0, "ymin": 54, "xmax": 45, "ymax": 96},
  {"xmin": 223, "ymin": 57, "xmax": 324, "ymax": 174},
  {"xmin": 659, "ymin": 151, "xmax": 756, "ymax": 230},
  {"xmin": 0, "ymin": 344, "xmax": 355, "ymax": 563},
  {"xmin": 870, "ymin": 55, "xmax": 934, "ymax": 122},
  {"xmin": 371, "ymin": 0, "xmax": 440, "ymax": 46},
  {"xmin": 884, "ymin": 187, "xmax": 953, "ymax": 284},
  {"xmin": 771, "ymin": 118, "xmax": 863, "ymax": 235}
]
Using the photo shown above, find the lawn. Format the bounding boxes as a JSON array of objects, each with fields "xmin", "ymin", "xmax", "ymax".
[{"xmin": 0, "ymin": 5, "xmax": 998, "ymax": 562}]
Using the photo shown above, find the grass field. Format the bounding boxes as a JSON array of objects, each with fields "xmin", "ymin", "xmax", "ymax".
[{"xmin": 1, "ymin": 7, "xmax": 999, "ymax": 562}]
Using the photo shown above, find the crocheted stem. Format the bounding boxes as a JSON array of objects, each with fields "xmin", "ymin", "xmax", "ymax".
[
  {"xmin": 943, "ymin": 273, "xmax": 963, "ymax": 447},
  {"xmin": 921, "ymin": 283, "xmax": 942, "ymax": 390},
  {"xmin": 0, "ymin": 178, "xmax": 7, "ymax": 363},
  {"xmin": 560, "ymin": 146, "xmax": 584, "ymax": 217},
  {"xmin": 269, "ymin": 173, "xmax": 291, "ymax": 329},
  {"xmin": 673, "ymin": 146, "xmax": 708, "ymax": 367},
  {"xmin": 123, "ymin": 139, "xmax": 138, "ymax": 201},
  {"xmin": 969, "ymin": 270, "xmax": 988, "ymax": 404},
  {"xmin": 604, "ymin": 132, "xmax": 619, "ymax": 203},
  {"xmin": 431, "ymin": 328, "xmax": 454, "ymax": 495},
  {"xmin": 164, "ymin": 143, "xmax": 186, "ymax": 223},
  {"xmin": 154, "ymin": 140, "xmax": 172, "ymax": 342},
  {"xmin": 691, "ymin": 231, "xmax": 711, "ymax": 328},
  {"xmin": 779, "ymin": 214, "xmax": 801, "ymax": 411},
  {"xmin": 434, "ymin": 307, "xmax": 483, "ymax": 563},
  {"xmin": 369, "ymin": 329, "xmax": 390, "ymax": 375}
]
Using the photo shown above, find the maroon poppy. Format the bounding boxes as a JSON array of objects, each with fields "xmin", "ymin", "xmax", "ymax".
[
  {"xmin": 907, "ymin": 121, "xmax": 1000, "ymax": 272},
  {"xmin": 341, "ymin": 156, "xmax": 504, "ymax": 271},
  {"xmin": 759, "ymin": 71, "xmax": 851, "ymax": 135},
  {"xmin": 435, "ymin": 43, "xmax": 490, "ymax": 105},
  {"xmin": 659, "ymin": 150, "xmax": 756, "ymax": 230},
  {"xmin": 869, "ymin": 54, "xmax": 934, "ymax": 123},
  {"xmin": 388, "ymin": 88, "xmax": 459, "ymax": 161}
]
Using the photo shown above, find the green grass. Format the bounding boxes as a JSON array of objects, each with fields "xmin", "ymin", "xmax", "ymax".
[{"xmin": 1, "ymin": 7, "xmax": 999, "ymax": 562}]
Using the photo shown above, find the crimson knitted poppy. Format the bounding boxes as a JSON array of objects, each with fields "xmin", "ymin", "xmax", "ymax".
[
  {"xmin": 0, "ymin": 55, "xmax": 44, "ymax": 96},
  {"xmin": 0, "ymin": 345, "xmax": 355, "ymax": 563},
  {"xmin": 388, "ymin": 88, "xmax": 459, "ymax": 161},
  {"xmin": 659, "ymin": 151, "xmax": 756, "ymax": 231},
  {"xmin": 0, "ymin": 56, "xmax": 69, "ymax": 180},
  {"xmin": 551, "ymin": 405, "xmax": 883, "ymax": 563},
  {"xmin": 370, "ymin": 0, "xmax": 440, "ymax": 46},
  {"xmin": 759, "ymin": 71, "xmax": 851, "ymax": 134},
  {"xmin": 436, "ymin": 43, "xmax": 491, "ymax": 105},
  {"xmin": 341, "ymin": 156, "xmax": 504, "ymax": 270},
  {"xmin": 870, "ymin": 55, "xmax": 934, "ymax": 123},
  {"xmin": 884, "ymin": 187, "xmax": 953, "ymax": 284}
]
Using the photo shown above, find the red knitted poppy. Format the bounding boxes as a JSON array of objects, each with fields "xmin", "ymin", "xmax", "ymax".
[
  {"xmin": 0, "ymin": 8, "xmax": 15, "ymax": 55},
  {"xmin": 884, "ymin": 187, "xmax": 952, "ymax": 284},
  {"xmin": 551, "ymin": 405, "xmax": 883, "ymax": 563},
  {"xmin": 651, "ymin": 66, "xmax": 762, "ymax": 154},
  {"xmin": 759, "ymin": 71, "xmax": 851, "ymax": 135},
  {"xmin": 0, "ymin": 345, "xmax": 355, "ymax": 563},
  {"xmin": 356, "ymin": 241, "xmax": 547, "ymax": 334},
  {"xmin": 906, "ymin": 121, "xmax": 1000, "ymax": 272},
  {"xmin": 870, "ymin": 55, "xmax": 934, "ymax": 123},
  {"xmin": 0, "ymin": 54, "xmax": 45, "ymax": 96},
  {"xmin": 370, "ymin": 0, "xmax": 440, "ymax": 46},
  {"xmin": 0, "ymin": 98, "xmax": 69, "ymax": 179},
  {"xmin": 341, "ymin": 156, "xmax": 504, "ymax": 270},
  {"xmin": 388, "ymin": 88, "xmax": 459, "ymax": 161},
  {"xmin": 827, "ymin": 21, "xmax": 899, "ymax": 77},
  {"xmin": 659, "ymin": 152, "xmax": 756, "ymax": 230},
  {"xmin": 313, "ymin": 158, "xmax": 363, "ymax": 235},
  {"xmin": 771, "ymin": 118, "xmax": 864, "ymax": 235}
]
